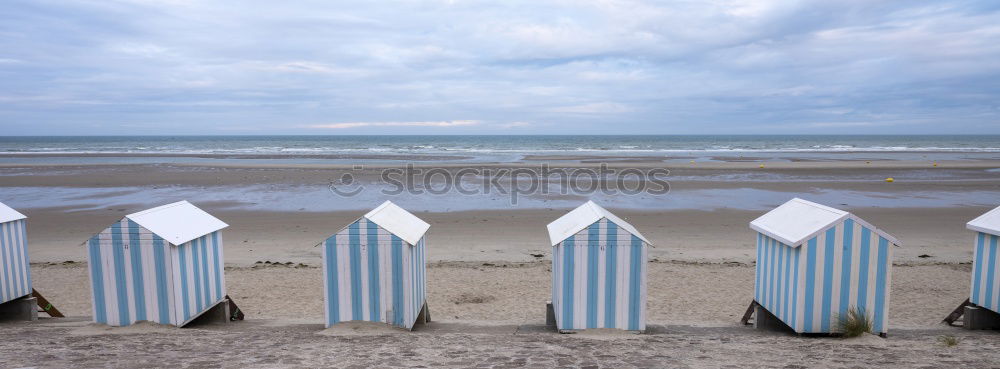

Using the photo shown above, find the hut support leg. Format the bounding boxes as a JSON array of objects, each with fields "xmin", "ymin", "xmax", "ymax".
[
  {"xmin": 740, "ymin": 300, "xmax": 759, "ymax": 326},
  {"xmin": 942, "ymin": 298, "xmax": 971, "ymax": 326},
  {"xmin": 963, "ymin": 306, "xmax": 1000, "ymax": 330},
  {"xmin": 32, "ymin": 289, "xmax": 64, "ymax": 317},
  {"xmin": 0, "ymin": 296, "xmax": 38, "ymax": 322}
]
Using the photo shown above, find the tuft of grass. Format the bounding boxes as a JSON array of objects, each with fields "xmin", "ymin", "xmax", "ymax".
[
  {"xmin": 938, "ymin": 335, "xmax": 960, "ymax": 347},
  {"xmin": 835, "ymin": 307, "xmax": 873, "ymax": 338}
]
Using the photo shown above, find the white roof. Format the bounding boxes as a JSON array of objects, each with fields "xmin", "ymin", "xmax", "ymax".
[
  {"xmin": 361, "ymin": 201, "xmax": 430, "ymax": 245},
  {"xmin": 968, "ymin": 206, "xmax": 1000, "ymax": 236},
  {"xmin": 125, "ymin": 201, "xmax": 228, "ymax": 245},
  {"xmin": 0, "ymin": 201, "xmax": 26, "ymax": 223},
  {"xmin": 546, "ymin": 201, "xmax": 651, "ymax": 246},
  {"xmin": 750, "ymin": 198, "xmax": 898, "ymax": 246}
]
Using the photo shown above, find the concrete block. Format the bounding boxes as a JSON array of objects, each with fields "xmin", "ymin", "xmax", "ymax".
[
  {"xmin": 753, "ymin": 305, "xmax": 792, "ymax": 333},
  {"xmin": 0, "ymin": 296, "xmax": 38, "ymax": 322},
  {"xmin": 184, "ymin": 299, "xmax": 230, "ymax": 327},
  {"xmin": 415, "ymin": 302, "xmax": 430, "ymax": 325},
  {"xmin": 964, "ymin": 306, "xmax": 1000, "ymax": 330}
]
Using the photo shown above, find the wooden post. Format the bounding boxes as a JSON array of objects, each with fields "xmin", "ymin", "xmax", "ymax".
[
  {"xmin": 942, "ymin": 298, "xmax": 971, "ymax": 326},
  {"xmin": 31, "ymin": 289, "xmax": 64, "ymax": 318},
  {"xmin": 740, "ymin": 300, "xmax": 759, "ymax": 326}
]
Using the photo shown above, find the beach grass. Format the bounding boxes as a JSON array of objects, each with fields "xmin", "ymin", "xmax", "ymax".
[
  {"xmin": 938, "ymin": 335, "xmax": 960, "ymax": 347},
  {"xmin": 835, "ymin": 307, "xmax": 873, "ymax": 338}
]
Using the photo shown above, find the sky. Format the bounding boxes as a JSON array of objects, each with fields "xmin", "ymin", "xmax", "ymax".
[{"xmin": 1, "ymin": 0, "xmax": 999, "ymax": 135}]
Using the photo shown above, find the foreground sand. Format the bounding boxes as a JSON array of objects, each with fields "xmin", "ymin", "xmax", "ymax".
[{"xmin": 3, "ymin": 317, "xmax": 999, "ymax": 368}]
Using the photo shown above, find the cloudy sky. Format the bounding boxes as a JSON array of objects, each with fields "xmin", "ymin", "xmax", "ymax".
[{"xmin": 2, "ymin": 0, "xmax": 999, "ymax": 135}]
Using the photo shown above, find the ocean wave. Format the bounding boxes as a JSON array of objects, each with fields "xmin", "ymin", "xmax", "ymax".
[{"xmin": 4, "ymin": 146, "xmax": 1000, "ymax": 155}]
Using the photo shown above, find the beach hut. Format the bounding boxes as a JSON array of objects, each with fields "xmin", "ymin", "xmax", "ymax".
[
  {"xmin": 546, "ymin": 201, "xmax": 650, "ymax": 332},
  {"xmin": 749, "ymin": 198, "xmax": 898, "ymax": 336},
  {"xmin": 85, "ymin": 200, "xmax": 229, "ymax": 327},
  {"xmin": 319, "ymin": 201, "xmax": 430, "ymax": 330},
  {"xmin": 0, "ymin": 202, "xmax": 31, "ymax": 307},
  {"xmin": 967, "ymin": 206, "xmax": 1000, "ymax": 315}
]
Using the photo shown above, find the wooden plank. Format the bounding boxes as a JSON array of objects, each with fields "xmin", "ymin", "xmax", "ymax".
[
  {"xmin": 31, "ymin": 289, "xmax": 64, "ymax": 318},
  {"xmin": 942, "ymin": 298, "xmax": 972, "ymax": 326},
  {"xmin": 740, "ymin": 300, "xmax": 758, "ymax": 326},
  {"xmin": 225, "ymin": 295, "xmax": 244, "ymax": 321}
]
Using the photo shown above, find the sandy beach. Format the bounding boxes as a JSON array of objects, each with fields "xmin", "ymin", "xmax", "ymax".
[
  {"xmin": 5, "ymin": 0, "xmax": 1000, "ymax": 365},
  {"xmin": 2, "ymin": 159, "xmax": 999, "ymax": 367}
]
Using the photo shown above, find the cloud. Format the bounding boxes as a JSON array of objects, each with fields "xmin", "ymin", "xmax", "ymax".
[
  {"xmin": 306, "ymin": 120, "xmax": 481, "ymax": 129},
  {"xmin": 802, "ymin": 121, "xmax": 876, "ymax": 128},
  {"xmin": 549, "ymin": 102, "xmax": 634, "ymax": 114},
  {"xmin": 0, "ymin": 1, "xmax": 998, "ymax": 134},
  {"xmin": 499, "ymin": 121, "xmax": 532, "ymax": 129}
]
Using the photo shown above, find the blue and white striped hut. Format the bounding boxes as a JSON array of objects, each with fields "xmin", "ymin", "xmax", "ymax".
[
  {"xmin": 0, "ymin": 202, "xmax": 31, "ymax": 306},
  {"xmin": 967, "ymin": 206, "xmax": 1000, "ymax": 314},
  {"xmin": 547, "ymin": 201, "xmax": 650, "ymax": 332},
  {"xmin": 320, "ymin": 201, "xmax": 430, "ymax": 330},
  {"xmin": 85, "ymin": 201, "xmax": 229, "ymax": 327},
  {"xmin": 750, "ymin": 198, "xmax": 899, "ymax": 335}
]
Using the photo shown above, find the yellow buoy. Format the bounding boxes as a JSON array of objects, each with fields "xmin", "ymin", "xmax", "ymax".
[
  {"xmin": 933, "ymin": 162, "xmax": 938, "ymax": 167},
  {"xmin": 759, "ymin": 164, "xmax": 765, "ymax": 168},
  {"xmin": 885, "ymin": 177, "xmax": 894, "ymax": 182}
]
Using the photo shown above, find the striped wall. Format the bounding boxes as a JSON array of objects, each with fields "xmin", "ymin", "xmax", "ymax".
[
  {"xmin": 0, "ymin": 219, "xmax": 31, "ymax": 305},
  {"xmin": 754, "ymin": 218, "xmax": 893, "ymax": 334},
  {"xmin": 970, "ymin": 231, "xmax": 1000, "ymax": 314},
  {"xmin": 551, "ymin": 218, "xmax": 647, "ymax": 331},
  {"xmin": 322, "ymin": 217, "xmax": 426, "ymax": 330},
  {"xmin": 87, "ymin": 218, "xmax": 226, "ymax": 326}
]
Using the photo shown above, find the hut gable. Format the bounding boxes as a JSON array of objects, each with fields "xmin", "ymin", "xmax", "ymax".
[
  {"xmin": 124, "ymin": 201, "xmax": 228, "ymax": 245},
  {"xmin": 752, "ymin": 198, "xmax": 900, "ymax": 335},
  {"xmin": 0, "ymin": 201, "xmax": 30, "ymax": 305},
  {"xmin": 750, "ymin": 198, "xmax": 898, "ymax": 247},
  {"xmin": 0, "ymin": 201, "xmax": 26, "ymax": 224},
  {"xmin": 967, "ymin": 205, "xmax": 1000, "ymax": 237},
  {"xmin": 83, "ymin": 201, "xmax": 229, "ymax": 327},
  {"xmin": 968, "ymin": 206, "xmax": 1000, "ymax": 313},
  {"xmin": 320, "ymin": 201, "xmax": 429, "ymax": 330},
  {"xmin": 546, "ymin": 201, "xmax": 650, "ymax": 246},
  {"xmin": 333, "ymin": 201, "xmax": 429, "ymax": 246}
]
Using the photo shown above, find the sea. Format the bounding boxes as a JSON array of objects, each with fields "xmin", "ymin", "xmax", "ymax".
[
  {"xmin": 1, "ymin": 135, "xmax": 999, "ymax": 165},
  {"xmin": 2, "ymin": 135, "xmax": 999, "ymax": 212}
]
